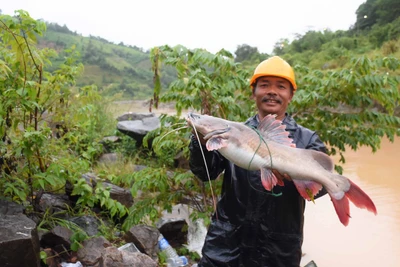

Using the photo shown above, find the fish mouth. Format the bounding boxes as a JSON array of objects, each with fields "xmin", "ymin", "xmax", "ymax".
[
  {"xmin": 186, "ymin": 113, "xmax": 231, "ymax": 139},
  {"xmin": 187, "ymin": 112, "xmax": 200, "ymax": 121}
]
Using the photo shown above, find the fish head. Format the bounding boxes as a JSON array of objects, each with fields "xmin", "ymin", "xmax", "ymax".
[{"xmin": 186, "ymin": 113, "xmax": 232, "ymax": 140}]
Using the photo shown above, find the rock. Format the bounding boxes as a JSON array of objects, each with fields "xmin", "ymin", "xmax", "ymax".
[
  {"xmin": 117, "ymin": 116, "xmax": 160, "ymax": 145},
  {"xmin": 69, "ymin": 215, "xmax": 100, "ymax": 236},
  {"xmin": 157, "ymin": 218, "xmax": 188, "ymax": 248},
  {"xmin": 0, "ymin": 199, "xmax": 24, "ymax": 215},
  {"xmin": 102, "ymin": 181, "xmax": 133, "ymax": 207},
  {"xmin": 65, "ymin": 173, "xmax": 97, "ymax": 204},
  {"xmin": 40, "ymin": 226, "xmax": 73, "ymax": 261},
  {"xmin": 0, "ymin": 213, "xmax": 41, "ymax": 267},
  {"xmin": 36, "ymin": 193, "xmax": 71, "ymax": 213},
  {"xmin": 133, "ymin": 165, "xmax": 147, "ymax": 172},
  {"xmin": 77, "ymin": 236, "xmax": 111, "ymax": 266},
  {"xmin": 66, "ymin": 173, "xmax": 133, "ymax": 208},
  {"xmin": 101, "ymin": 136, "xmax": 121, "ymax": 153},
  {"xmin": 98, "ymin": 153, "xmax": 119, "ymax": 164},
  {"xmin": 123, "ymin": 225, "xmax": 159, "ymax": 261},
  {"xmin": 117, "ymin": 112, "xmax": 155, "ymax": 122},
  {"xmin": 103, "ymin": 247, "xmax": 157, "ymax": 267}
]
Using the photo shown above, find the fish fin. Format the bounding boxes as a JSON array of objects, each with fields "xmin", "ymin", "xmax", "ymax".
[
  {"xmin": 206, "ymin": 137, "xmax": 227, "ymax": 151},
  {"xmin": 304, "ymin": 149, "xmax": 334, "ymax": 171},
  {"xmin": 260, "ymin": 167, "xmax": 280, "ymax": 191},
  {"xmin": 292, "ymin": 180, "xmax": 323, "ymax": 201},
  {"xmin": 257, "ymin": 114, "xmax": 294, "ymax": 147},
  {"xmin": 330, "ymin": 194, "xmax": 351, "ymax": 226},
  {"xmin": 345, "ymin": 179, "xmax": 377, "ymax": 215}
]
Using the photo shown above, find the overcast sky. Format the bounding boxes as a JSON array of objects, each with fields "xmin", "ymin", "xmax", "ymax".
[{"xmin": 2, "ymin": 0, "xmax": 366, "ymax": 54}]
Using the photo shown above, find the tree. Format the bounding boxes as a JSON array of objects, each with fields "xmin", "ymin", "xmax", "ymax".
[
  {"xmin": 0, "ymin": 11, "xmax": 126, "ymax": 220},
  {"xmin": 150, "ymin": 45, "xmax": 252, "ymax": 120},
  {"xmin": 290, "ymin": 56, "xmax": 400, "ymax": 172},
  {"xmin": 234, "ymin": 44, "xmax": 260, "ymax": 62}
]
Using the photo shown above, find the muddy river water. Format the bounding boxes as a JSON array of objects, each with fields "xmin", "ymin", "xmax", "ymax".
[{"xmin": 301, "ymin": 137, "xmax": 400, "ymax": 267}]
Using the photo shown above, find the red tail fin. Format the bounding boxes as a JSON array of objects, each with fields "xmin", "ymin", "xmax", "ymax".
[
  {"xmin": 330, "ymin": 179, "xmax": 377, "ymax": 226},
  {"xmin": 331, "ymin": 195, "xmax": 351, "ymax": 226},
  {"xmin": 345, "ymin": 179, "xmax": 377, "ymax": 215}
]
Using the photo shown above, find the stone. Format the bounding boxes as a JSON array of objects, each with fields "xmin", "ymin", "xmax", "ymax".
[
  {"xmin": 0, "ymin": 213, "xmax": 40, "ymax": 267},
  {"xmin": 103, "ymin": 247, "xmax": 157, "ymax": 267},
  {"xmin": 77, "ymin": 236, "xmax": 111, "ymax": 266},
  {"xmin": 69, "ymin": 215, "xmax": 100, "ymax": 236},
  {"xmin": 40, "ymin": 226, "xmax": 73, "ymax": 261},
  {"xmin": 98, "ymin": 153, "xmax": 119, "ymax": 164},
  {"xmin": 0, "ymin": 199, "xmax": 24, "ymax": 215},
  {"xmin": 123, "ymin": 225, "xmax": 159, "ymax": 261},
  {"xmin": 157, "ymin": 218, "xmax": 188, "ymax": 247},
  {"xmin": 36, "ymin": 193, "xmax": 71, "ymax": 213},
  {"xmin": 117, "ymin": 116, "xmax": 160, "ymax": 145},
  {"xmin": 102, "ymin": 181, "xmax": 133, "ymax": 207},
  {"xmin": 116, "ymin": 112, "xmax": 155, "ymax": 122}
]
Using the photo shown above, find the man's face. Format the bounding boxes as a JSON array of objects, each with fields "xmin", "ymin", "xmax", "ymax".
[{"xmin": 252, "ymin": 76, "xmax": 294, "ymax": 120}]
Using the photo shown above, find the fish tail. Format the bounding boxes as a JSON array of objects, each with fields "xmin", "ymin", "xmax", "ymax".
[
  {"xmin": 330, "ymin": 193, "xmax": 351, "ymax": 226},
  {"xmin": 329, "ymin": 177, "xmax": 377, "ymax": 226},
  {"xmin": 345, "ymin": 179, "xmax": 377, "ymax": 215}
]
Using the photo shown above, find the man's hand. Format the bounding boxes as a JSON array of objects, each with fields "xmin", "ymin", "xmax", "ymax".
[{"xmin": 191, "ymin": 130, "xmax": 207, "ymax": 146}]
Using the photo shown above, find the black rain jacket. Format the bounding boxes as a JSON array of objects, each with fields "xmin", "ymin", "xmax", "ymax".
[{"xmin": 189, "ymin": 114, "xmax": 327, "ymax": 267}]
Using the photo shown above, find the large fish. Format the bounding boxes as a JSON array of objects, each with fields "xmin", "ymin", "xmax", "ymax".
[{"xmin": 186, "ymin": 113, "xmax": 377, "ymax": 226}]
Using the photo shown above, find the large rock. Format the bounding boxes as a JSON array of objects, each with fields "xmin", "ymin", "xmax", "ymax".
[
  {"xmin": 103, "ymin": 247, "xmax": 157, "ymax": 267},
  {"xmin": 70, "ymin": 215, "xmax": 101, "ymax": 236},
  {"xmin": 36, "ymin": 193, "xmax": 71, "ymax": 213},
  {"xmin": 117, "ymin": 115, "xmax": 160, "ymax": 145},
  {"xmin": 117, "ymin": 112, "xmax": 155, "ymax": 122},
  {"xmin": 40, "ymin": 225, "xmax": 73, "ymax": 261},
  {"xmin": 0, "ymin": 199, "xmax": 24, "ymax": 215},
  {"xmin": 102, "ymin": 181, "xmax": 133, "ymax": 207},
  {"xmin": 66, "ymin": 173, "xmax": 133, "ymax": 208},
  {"xmin": 0, "ymin": 213, "xmax": 41, "ymax": 267},
  {"xmin": 123, "ymin": 225, "xmax": 159, "ymax": 261},
  {"xmin": 77, "ymin": 236, "xmax": 111, "ymax": 266}
]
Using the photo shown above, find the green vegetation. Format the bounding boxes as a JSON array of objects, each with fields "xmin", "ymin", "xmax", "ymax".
[{"xmin": 37, "ymin": 22, "xmax": 177, "ymax": 100}]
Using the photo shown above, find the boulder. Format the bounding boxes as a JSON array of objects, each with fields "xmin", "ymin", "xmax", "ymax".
[
  {"xmin": 103, "ymin": 246, "xmax": 157, "ymax": 267},
  {"xmin": 40, "ymin": 226, "xmax": 74, "ymax": 261},
  {"xmin": 117, "ymin": 112, "xmax": 155, "ymax": 122},
  {"xmin": 0, "ymin": 213, "xmax": 41, "ymax": 267},
  {"xmin": 36, "ymin": 193, "xmax": 71, "ymax": 213},
  {"xmin": 69, "ymin": 215, "xmax": 101, "ymax": 236},
  {"xmin": 117, "ymin": 116, "xmax": 160, "ymax": 145},
  {"xmin": 0, "ymin": 199, "xmax": 24, "ymax": 215},
  {"xmin": 123, "ymin": 225, "xmax": 159, "ymax": 261},
  {"xmin": 77, "ymin": 236, "xmax": 111, "ymax": 266}
]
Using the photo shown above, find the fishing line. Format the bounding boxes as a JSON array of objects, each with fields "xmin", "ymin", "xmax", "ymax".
[
  {"xmin": 247, "ymin": 125, "xmax": 282, "ymax": 197},
  {"xmin": 156, "ymin": 125, "xmax": 188, "ymax": 145},
  {"xmin": 188, "ymin": 116, "xmax": 218, "ymax": 215}
]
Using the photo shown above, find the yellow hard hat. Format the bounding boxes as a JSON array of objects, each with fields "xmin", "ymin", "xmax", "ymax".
[{"xmin": 250, "ymin": 56, "xmax": 297, "ymax": 91}]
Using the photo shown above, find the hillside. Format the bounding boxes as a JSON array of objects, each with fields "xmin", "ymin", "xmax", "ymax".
[
  {"xmin": 35, "ymin": 0, "xmax": 399, "ymax": 100},
  {"xmin": 38, "ymin": 24, "xmax": 176, "ymax": 100}
]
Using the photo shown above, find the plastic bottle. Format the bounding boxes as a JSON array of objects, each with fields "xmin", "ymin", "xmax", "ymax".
[{"xmin": 158, "ymin": 234, "xmax": 188, "ymax": 267}]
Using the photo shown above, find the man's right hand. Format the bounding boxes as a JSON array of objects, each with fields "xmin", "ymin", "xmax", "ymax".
[{"xmin": 192, "ymin": 130, "xmax": 207, "ymax": 146}]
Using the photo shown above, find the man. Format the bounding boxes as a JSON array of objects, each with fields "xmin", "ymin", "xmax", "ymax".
[{"xmin": 189, "ymin": 56, "xmax": 327, "ymax": 267}]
